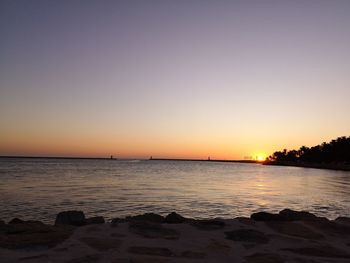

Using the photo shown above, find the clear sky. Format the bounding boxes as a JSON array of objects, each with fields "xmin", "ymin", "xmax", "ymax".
[{"xmin": 1, "ymin": 0, "xmax": 350, "ymax": 159}]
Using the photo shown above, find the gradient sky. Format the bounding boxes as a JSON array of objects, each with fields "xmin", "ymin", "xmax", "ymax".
[{"xmin": 1, "ymin": 0, "xmax": 350, "ymax": 159}]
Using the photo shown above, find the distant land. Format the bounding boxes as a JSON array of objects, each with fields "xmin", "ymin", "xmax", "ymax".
[
  {"xmin": 0, "ymin": 156, "xmax": 260, "ymax": 164},
  {"xmin": 264, "ymin": 136, "xmax": 350, "ymax": 171},
  {"xmin": 149, "ymin": 157, "xmax": 260, "ymax": 164}
]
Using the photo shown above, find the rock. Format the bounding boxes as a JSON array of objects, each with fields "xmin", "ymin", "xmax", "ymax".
[
  {"xmin": 79, "ymin": 237, "xmax": 122, "ymax": 251},
  {"xmin": 10, "ymin": 219, "xmax": 44, "ymax": 226},
  {"xmin": 0, "ymin": 221, "xmax": 73, "ymax": 249},
  {"xmin": 244, "ymin": 252, "xmax": 285, "ymax": 263},
  {"xmin": 111, "ymin": 217, "xmax": 127, "ymax": 223},
  {"xmin": 128, "ymin": 246, "xmax": 174, "ymax": 257},
  {"xmin": 110, "ymin": 217, "xmax": 127, "ymax": 227},
  {"xmin": 8, "ymin": 218, "xmax": 25, "ymax": 224},
  {"xmin": 251, "ymin": 209, "xmax": 319, "ymax": 222},
  {"xmin": 251, "ymin": 212, "xmax": 281, "ymax": 221},
  {"xmin": 191, "ymin": 219, "xmax": 225, "ymax": 230},
  {"xmin": 283, "ymin": 245, "xmax": 350, "ymax": 258},
  {"xmin": 266, "ymin": 221, "xmax": 323, "ymax": 240},
  {"xmin": 126, "ymin": 213, "xmax": 164, "ymax": 223},
  {"xmin": 278, "ymin": 209, "xmax": 318, "ymax": 221},
  {"xmin": 164, "ymin": 212, "xmax": 186, "ymax": 224},
  {"xmin": 86, "ymin": 216, "xmax": 105, "ymax": 224},
  {"xmin": 225, "ymin": 229, "xmax": 269, "ymax": 244},
  {"xmin": 129, "ymin": 221, "xmax": 179, "ymax": 239},
  {"xmin": 334, "ymin": 216, "xmax": 350, "ymax": 225},
  {"xmin": 55, "ymin": 211, "xmax": 86, "ymax": 226}
]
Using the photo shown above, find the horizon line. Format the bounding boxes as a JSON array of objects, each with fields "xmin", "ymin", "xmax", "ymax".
[{"xmin": 0, "ymin": 155, "xmax": 260, "ymax": 163}]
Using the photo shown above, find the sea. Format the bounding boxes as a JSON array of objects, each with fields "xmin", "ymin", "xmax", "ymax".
[{"xmin": 0, "ymin": 157, "xmax": 349, "ymax": 223}]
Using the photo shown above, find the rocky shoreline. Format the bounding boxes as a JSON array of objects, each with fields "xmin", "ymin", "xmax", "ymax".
[{"xmin": 1, "ymin": 209, "xmax": 350, "ymax": 262}]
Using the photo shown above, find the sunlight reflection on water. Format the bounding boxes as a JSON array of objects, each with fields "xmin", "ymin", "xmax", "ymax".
[{"xmin": 0, "ymin": 158, "xmax": 349, "ymax": 223}]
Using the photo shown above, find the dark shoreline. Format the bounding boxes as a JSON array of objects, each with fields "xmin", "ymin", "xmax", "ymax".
[
  {"xmin": 1, "ymin": 209, "xmax": 350, "ymax": 262},
  {"xmin": 150, "ymin": 158, "xmax": 260, "ymax": 164},
  {"xmin": 264, "ymin": 160, "xmax": 350, "ymax": 171},
  {"xmin": 0, "ymin": 156, "xmax": 261, "ymax": 164}
]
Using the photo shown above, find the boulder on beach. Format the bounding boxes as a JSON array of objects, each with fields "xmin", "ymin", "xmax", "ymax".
[
  {"xmin": 334, "ymin": 216, "xmax": 350, "ymax": 225},
  {"xmin": 250, "ymin": 212, "xmax": 281, "ymax": 221},
  {"xmin": 251, "ymin": 209, "xmax": 319, "ymax": 222},
  {"xmin": 126, "ymin": 213, "xmax": 164, "ymax": 223},
  {"xmin": 55, "ymin": 211, "xmax": 86, "ymax": 226},
  {"xmin": 164, "ymin": 212, "xmax": 186, "ymax": 224},
  {"xmin": 8, "ymin": 218, "xmax": 25, "ymax": 224},
  {"xmin": 1, "ymin": 209, "xmax": 350, "ymax": 262},
  {"xmin": 0, "ymin": 219, "xmax": 73, "ymax": 249},
  {"xmin": 278, "ymin": 209, "xmax": 318, "ymax": 221}
]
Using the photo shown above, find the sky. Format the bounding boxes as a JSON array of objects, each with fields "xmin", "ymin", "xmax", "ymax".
[{"xmin": 1, "ymin": 0, "xmax": 350, "ymax": 159}]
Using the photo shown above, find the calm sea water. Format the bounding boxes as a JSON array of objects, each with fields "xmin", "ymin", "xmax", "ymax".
[{"xmin": 0, "ymin": 158, "xmax": 349, "ymax": 223}]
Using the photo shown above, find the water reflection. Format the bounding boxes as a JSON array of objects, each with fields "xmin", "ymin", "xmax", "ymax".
[{"xmin": 0, "ymin": 158, "xmax": 349, "ymax": 223}]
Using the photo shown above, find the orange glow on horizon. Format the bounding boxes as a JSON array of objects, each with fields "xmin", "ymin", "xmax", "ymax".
[{"xmin": 0, "ymin": 128, "xmax": 342, "ymax": 160}]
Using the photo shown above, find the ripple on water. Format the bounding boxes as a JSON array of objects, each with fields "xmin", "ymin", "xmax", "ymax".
[{"xmin": 1, "ymin": 158, "xmax": 350, "ymax": 222}]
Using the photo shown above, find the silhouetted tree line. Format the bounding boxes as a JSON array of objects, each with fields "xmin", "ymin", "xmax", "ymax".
[{"xmin": 268, "ymin": 136, "xmax": 350, "ymax": 164}]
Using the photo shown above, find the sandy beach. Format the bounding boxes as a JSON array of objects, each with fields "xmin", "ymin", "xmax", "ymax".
[{"xmin": 1, "ymin": 209, "xmax": 350, "ymax": 263}]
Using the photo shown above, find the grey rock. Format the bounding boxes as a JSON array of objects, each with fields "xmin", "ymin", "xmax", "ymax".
[
  {"xmin": 278, "ymin": 209, "xmax": 318, "ymax": 221},
  {"xmin": 126, "ymin": 213, "xmax": 164, "ymax": 223},
  {"xmin": 251, "ymin": 209, "xmax": 318, "ymax": 222},
  {"xmin": 164, "ymin": 212, "xmax": 186, "ymax": 224},
  {"xmin": 8, "ymin": 218, "xmax": 25, "ymax": 224},
  {"xmin": 250, "ymin": 212, "xmax": 281, "ymax": 221},
  {"xmin": 55, "ymin": 211, "xmax": 86, "ymax": 226},
  {"xmin": 334, "ymin": 216, "xmax": 350, "ymax": 225},
  {"xmin": 0, "ymin": 221, "xmax": 73, "ymax": 249}
]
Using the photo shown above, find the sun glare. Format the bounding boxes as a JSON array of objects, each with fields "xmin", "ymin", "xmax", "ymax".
[{"xmin": 257, "ymin": 155, "xmax": 264, "ymax": 162}]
